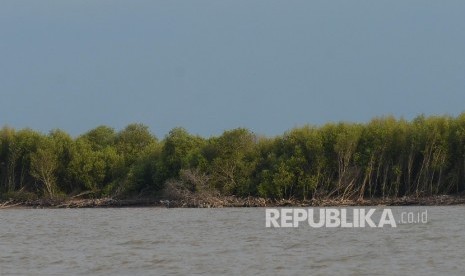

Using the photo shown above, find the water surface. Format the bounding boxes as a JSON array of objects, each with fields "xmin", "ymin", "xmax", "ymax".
[{"xmin": 0, "ymin": 207, "xmax": 464, "ymax": 275}]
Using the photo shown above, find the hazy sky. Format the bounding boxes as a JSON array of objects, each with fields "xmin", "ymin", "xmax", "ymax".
[{"xmin": 1, "ymin": 1, "xmax": 464, "ymax": 138}]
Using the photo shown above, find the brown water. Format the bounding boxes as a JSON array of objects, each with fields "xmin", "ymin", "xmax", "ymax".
[{"xmin": 0, "ymin": 207, "xmax": 464, "ymax": 275}]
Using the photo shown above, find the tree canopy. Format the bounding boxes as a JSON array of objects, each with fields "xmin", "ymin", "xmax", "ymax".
[{"xmin": 2, "ymin": 114, "xmax": 465, "ymax": 200}]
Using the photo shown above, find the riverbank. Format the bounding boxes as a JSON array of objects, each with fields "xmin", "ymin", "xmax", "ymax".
[{"xmin": 1, "ymin": 194, "xmax": 465, "ymax": 209}]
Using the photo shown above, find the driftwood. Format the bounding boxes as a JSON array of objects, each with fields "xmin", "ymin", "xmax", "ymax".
[
  {"xmin": 0, "ymin": 194, "xmax": 465, "ymax": 209},
  {"xmin": 0, "ymin": 200, "xmax": 22, "ymax": 209}
]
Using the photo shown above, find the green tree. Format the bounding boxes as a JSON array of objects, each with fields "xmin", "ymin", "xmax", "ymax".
[
  {"xmin": 157, "ymin": 127, "xmax": 206, "ymax": 184},
  {"xmin": 67, "ymin": 139, "xmax": 107, "ymax": 192},
  {"xmin": 206, "ymin": 128, "xmax": 257, "ymax": 195},
  {"xmin": 80, "ymin": 125, "xmax": 116, "ymax": 151},
  {"xmin": 115, "ymin": 124, "xmax": 157, "ymax": 166},
  {"xmin": 30, "ymin": 136, "xmax": 59, "ymax": 197}
]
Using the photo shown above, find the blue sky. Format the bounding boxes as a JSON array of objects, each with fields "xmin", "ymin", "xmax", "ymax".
[{"xmin": 1, "ymin": 0, "xmax": 464, "ymax": 138}]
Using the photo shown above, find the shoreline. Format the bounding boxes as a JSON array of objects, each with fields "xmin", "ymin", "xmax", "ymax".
[{"xmin": 1, "ymin": 194, "xmax": 465, "ymax": 209}]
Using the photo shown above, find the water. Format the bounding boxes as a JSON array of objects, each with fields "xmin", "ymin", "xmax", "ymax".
[{"xmin": 0, "ymin": 206, "xmax": 464, "ymax": 275}]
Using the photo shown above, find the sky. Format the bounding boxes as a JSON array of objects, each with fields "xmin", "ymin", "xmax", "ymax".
[{"xmin": 1, "ymin": 0, "xmax": 465, "ymax": 138}]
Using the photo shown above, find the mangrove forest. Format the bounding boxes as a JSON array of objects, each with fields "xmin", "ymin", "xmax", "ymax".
[{"xmin": 2, "ymin": 113, "xmax": 465, "ymax": 204}]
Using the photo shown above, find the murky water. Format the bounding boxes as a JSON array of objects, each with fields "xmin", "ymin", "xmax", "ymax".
[{"xmin": 0, "ymin": 206, "xmax": 464, "ymax": 275}]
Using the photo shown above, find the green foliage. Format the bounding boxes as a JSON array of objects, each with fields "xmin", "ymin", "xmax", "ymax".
[
  {"xmin": 2, "ymin": 190, "xmax": 39, "ymax": 201},
  {"xmin": 30, "ymin": 135, "xmax": 60, "ymax": 197},
  {"xmin": 115, "ymin": 123, "xmax": 157, "ymax": 166},
  {"xmin": 2, "ymin": 114, "xmax": 465, "ymax": 200},
  {"xmin": 205, "ymin": 128, "xmax": 257, "ymax": 195},
  {"xmin": 80, "ymin": 125, "xmax": 116, "ymax": 151},
  {"xmin": 67, "ymin": 138, "xmax": 107, "ymax": 192},
  {"xmin": 256, "ymin": 126, "xmax": 324, "ymax": 199},
  {"xmin": 156, "ymin": 127, "xmax": 206, "ymax": 184},
  {"xmin": 121, "ymin": 143, "xmax": 162, "ymax": 197}
]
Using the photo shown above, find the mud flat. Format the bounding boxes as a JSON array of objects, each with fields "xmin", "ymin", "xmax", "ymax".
[{"xmin": 1, "ymin": 194, "xmax": 465, "ymax": 209}]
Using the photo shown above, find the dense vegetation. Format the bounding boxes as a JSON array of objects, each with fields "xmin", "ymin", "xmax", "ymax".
[{"xmin": 2, "ymin": 114, "xmax": 465, "ymax": 201}]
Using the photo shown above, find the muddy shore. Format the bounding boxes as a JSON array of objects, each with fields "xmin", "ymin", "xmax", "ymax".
[{"xmin": 1, "ymin": 194, "xmax": 465, "ymax": 209}]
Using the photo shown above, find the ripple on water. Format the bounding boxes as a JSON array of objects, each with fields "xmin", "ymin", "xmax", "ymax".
[{"xmin": 0, "ymin": 207, "xmax": 464, "ymax": 275}]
